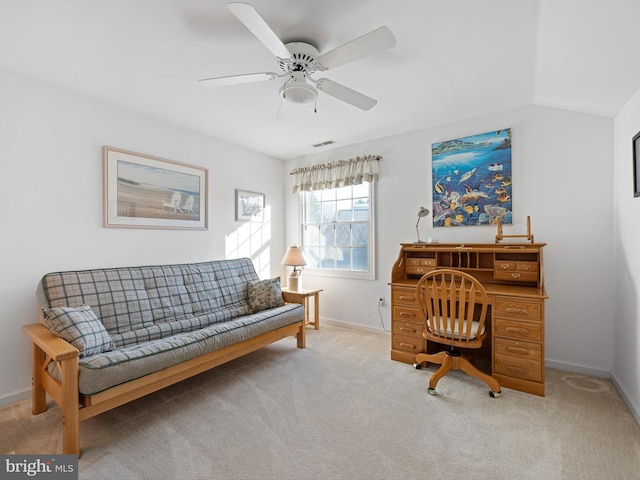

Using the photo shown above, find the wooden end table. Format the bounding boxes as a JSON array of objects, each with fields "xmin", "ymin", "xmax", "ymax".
[{"xmin": 281, "ymin": 288, "xmax": 323, "ymax": 330}]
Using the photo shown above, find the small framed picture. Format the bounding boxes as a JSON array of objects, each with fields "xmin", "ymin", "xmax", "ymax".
[
  {"xmin": 634, "ymin": 131, "xmax": 640, "ymax": 197},
  {"xmin": 235, "ymin": 189, "xmax": 265, "ymax": 222}
]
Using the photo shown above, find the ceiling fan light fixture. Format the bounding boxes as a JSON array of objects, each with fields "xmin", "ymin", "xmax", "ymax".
[{"xmin": 279, "ymin": 75, "xmax": 318, "ymax": 105}]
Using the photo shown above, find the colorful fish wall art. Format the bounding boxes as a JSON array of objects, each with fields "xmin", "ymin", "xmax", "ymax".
[{"xmin": 431, "ymin": 128, "xmax": 512, "ymax": 227}]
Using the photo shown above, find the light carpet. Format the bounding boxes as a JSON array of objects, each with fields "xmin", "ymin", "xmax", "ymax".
[{"xmin": 2, "ymin": 324, "xmax": 640, "ymax": 480}]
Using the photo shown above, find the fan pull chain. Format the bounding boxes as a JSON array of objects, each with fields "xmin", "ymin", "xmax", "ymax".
[{"xmin": 282, "ymin": 77, "xmax": 291, "ymax": 99}]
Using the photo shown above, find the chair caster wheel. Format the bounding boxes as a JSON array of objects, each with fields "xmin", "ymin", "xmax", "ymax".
[
  {"xmin": 413, "ymin": 363, "xmax": 422, "ymax": 370},
  {"xmin": 489, "ymin": 390, "xmax": 502, "ymax": 398},
  {"xmin": 428, "ymin": 388, "xmax": 436, "ymax": 396}
]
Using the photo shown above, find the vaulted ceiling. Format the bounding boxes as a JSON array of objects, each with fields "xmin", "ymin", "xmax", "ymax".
[{"xmin": 1, "ymin": 0, "xmax": 638, "ymax": 159}]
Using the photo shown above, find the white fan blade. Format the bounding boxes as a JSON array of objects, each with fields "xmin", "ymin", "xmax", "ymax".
[
  {"xmin": 227, "ymin": 3, "xmax": 291, "ymax": 59},
  {"xmin": 199, "ymin": 72, "xmax": 281, "ymax": 87},
  {"xmin": 315, "ymin": 78, "xmax": 377, "ymax": 111},
  {"xmin": 317, "ymin": 26, "xmax": 396, "ymax": 70}
]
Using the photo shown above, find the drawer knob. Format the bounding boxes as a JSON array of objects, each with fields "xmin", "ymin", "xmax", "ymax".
[
  {"xmin": 505, "ymin": 326, "xmax": 529, "ymax": 334},
  {"xmin": 522, "ymin": 265, "xmax": 531, "ymax": 270},
  {"xmin": 400, "ymin": 327, "xmax": 417, "ymax": 334},
  {"xmin": 511, "ymin": 273, "xmax": 521, "ymax": 279},
  {"xmin": 500, "ymin": 264, "xmax": 510, "ymax": 269},
  {"xmin": 399, "ymin": 312, "xmax": 416, "ymax": 318},
  {"xmin": 504, "ymin": 307, "xmax": 529, "ymax": 315},
  {"xmin": 399, "ymin": 295, "xmax": 415, "ymax": 301},
  {"xmin": 399, "ymin": 343, "xmax": 416, "ymax": 350}
]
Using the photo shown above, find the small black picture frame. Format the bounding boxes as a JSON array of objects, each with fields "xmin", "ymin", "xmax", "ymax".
[{"xmin": 634, "ymin": 131, "xmax": 640, "ymax": 197}]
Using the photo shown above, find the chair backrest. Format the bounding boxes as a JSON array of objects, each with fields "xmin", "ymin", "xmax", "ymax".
[{"xmin": 416, "ymin": 269, "xmax": 489, "ymax": 349}]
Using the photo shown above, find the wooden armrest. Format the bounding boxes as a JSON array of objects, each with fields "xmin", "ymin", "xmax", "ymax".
[{"xmin": 22, "ymin": 323, "xmax": 79, "ymax": 361}]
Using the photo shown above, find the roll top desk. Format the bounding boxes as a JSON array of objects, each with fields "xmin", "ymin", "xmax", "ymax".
[{"xmin": 390, "ymin": 242, "xmax": 548, "ymax": 396}]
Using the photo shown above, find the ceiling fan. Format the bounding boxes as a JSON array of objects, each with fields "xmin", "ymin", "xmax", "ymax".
[{"xmin": 199, "ymin": 2, "xmax": 396, "ymax": 111}]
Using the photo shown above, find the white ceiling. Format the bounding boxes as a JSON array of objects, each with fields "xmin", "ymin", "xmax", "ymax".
[{"xmin": 1, "ymin": 0, "xmax": 639, "ymax": 160}]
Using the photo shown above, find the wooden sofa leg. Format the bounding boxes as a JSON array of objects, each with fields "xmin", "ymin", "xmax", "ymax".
[
  {"xmin": 297, "ymin": 322, "xmax": 306, "ymax": 349},
  {"xmin": 31, "ymin": 343, "xmax": 47, "ymax": 415},
  {"xmin": 60, "ymin": 357, "xmax": 80, "ymax": 456}
]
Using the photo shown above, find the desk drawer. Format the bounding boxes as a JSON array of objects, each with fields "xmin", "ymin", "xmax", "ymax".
[
  {"xmin": 393, "ymin": 320, "xmax": 423, "ymax": 339},
  {"xmin": 494, "ymin": 270, "xmax": 538, "ymax": 283},
  {"xmin": 393, "ymin": 305, "xmax": 421, "ymax": 323},
  {"xmin": 406, "ymin": 257, "xmax": 437, "ymax": 267},
  {"xmin": 494, "ymin": 355, "xmax": 542, "ymax": 382},
  {"xmin": 494, "ymin": 260, "xmax": 516, "ymax": 271},
  {"xmin": 494, "ymin": 297, "xmax": 541, "ymax": 322},
  {"xmin": 494, "ymin": 261, "xmax": 538, "ymax": 272},
  {"xmin": 494, "ymin": 338, "xmax": 541, "ymax": 362},
  {"xmin": 516, "ymin": 261, "xmax": 538, "ymax": 272},
  {"xmin": 494, "ymin": 319, "xmax": 541, "ymax": 342},
  {"xmin": 406, "ymin": 266, "xmax": 435, "ymax": 276},
  {"xmin": 392, "ymin": 289, "xmax": 418, "ymax": 306},
  {"xmin": 393, "ymin": 334, "xmax": 424, "ymax": 354}
]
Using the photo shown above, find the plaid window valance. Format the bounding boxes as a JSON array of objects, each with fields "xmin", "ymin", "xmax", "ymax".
[{"xmin": 289, "ymin": 154, "xmax": 380, "ymax": 193}]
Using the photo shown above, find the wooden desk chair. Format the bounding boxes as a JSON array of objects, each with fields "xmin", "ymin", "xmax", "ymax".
[{"xmin": 413, "ymin": 269, "xmax": 502, "ymax": 398}]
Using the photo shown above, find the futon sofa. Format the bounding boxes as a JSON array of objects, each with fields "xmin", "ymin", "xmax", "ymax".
[{"xmin": 22, "ymin": 258, "xmax": 306, "ymax": 456}]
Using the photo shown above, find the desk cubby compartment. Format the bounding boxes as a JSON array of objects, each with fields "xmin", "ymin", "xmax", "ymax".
[
  {"xmin": 438, "ymin": 250, "xmax": 494, "ymax": 270},
  {"xmin": 494, "ymin": 252, "xmax": 540, "ymax": 284},
  {"xmin": 404, "ymin": 254, "xmax": 437, "ymax": 276}
]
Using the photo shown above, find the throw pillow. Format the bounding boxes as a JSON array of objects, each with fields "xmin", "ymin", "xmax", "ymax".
[
  {"xmin": 42, "ymin": 305, "xmax": 114, "ymax": 358},
  {"xmin": 247, "ymin": 277, "xmax": 285, "ymax": 313}
]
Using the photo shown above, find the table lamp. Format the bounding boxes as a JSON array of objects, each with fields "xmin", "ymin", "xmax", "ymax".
[
  {"xmin": 281, "ymin": 245, "xmax": 307, "ymax": 291},
  {"xmin": 415, "ymin": 206, "xmax": 430, "ymax": 243}
]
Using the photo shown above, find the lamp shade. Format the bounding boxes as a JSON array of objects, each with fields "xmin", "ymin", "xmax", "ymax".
[{"xmin": 281, "ymin": 245, "xmax": 307, "ymax": 267}]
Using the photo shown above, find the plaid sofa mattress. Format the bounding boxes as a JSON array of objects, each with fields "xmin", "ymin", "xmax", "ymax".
[
  {"xmin": 40, "ymin": 258, "xmax": 304, "ymax": 394},
  {"xmin": 47, "ymin": 303, "xmax": 303, "ymax": 395},
  {"xmin": 42, "ymin": 259, "xmax": 262, "ymax": 339}
]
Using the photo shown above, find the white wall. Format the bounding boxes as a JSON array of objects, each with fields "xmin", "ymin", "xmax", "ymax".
[
  {"xmin": 612, "ymin": 86, "xmax": 640, "ymax": 422},
  {"xmin": 0, "ymin": 69, "xmax": 287, "ymax": 405},
  {"xmin": 0, "ymin": 64, "xmax": 624, "ymax": 410},
  {"xmin": 286, "ymin": 105, "xmax": 615, "ymax": 378}
]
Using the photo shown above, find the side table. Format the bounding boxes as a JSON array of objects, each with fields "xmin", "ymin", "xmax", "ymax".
[{"xmin": 281, "ymin": 288, "xmax": 323, "ymax": 330}]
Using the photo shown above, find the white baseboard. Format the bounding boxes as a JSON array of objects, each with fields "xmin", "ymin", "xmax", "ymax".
[
  {"xmin": 610, "ymin": 371, "xmax": 640, "ymax": 426},
  {"xmin": 0, "ymin": 387, "xmax": 31, "ymax": 408},
  {"xmin": 321, "ymin": 317, "xmax": 390, "ymax": 336},
  {"xmin": 544, "ymin": 359, "xmax": 610, "ymax": 378}
]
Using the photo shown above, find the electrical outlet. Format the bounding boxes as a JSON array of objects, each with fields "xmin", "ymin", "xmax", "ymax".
[{"xmin": 378, "ymin": 296, "xmax": 385, "ymax": 306}]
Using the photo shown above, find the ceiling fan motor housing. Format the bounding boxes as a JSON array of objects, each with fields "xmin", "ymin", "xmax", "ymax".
[
  {"xmin": 278, "ymin": 43, "xmax": 320, "ymax": 104},
  {"xmin": 279, "ymin": 42, "xmax": 320, "ymax": 74}
]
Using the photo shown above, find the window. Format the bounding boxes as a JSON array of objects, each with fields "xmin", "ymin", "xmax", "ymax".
[{"xmin": 301, "ymin": 182, "xmax": 375, "ymax": 279}]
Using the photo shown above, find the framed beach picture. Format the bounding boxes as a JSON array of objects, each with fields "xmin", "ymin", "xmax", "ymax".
[
  {"xmin": 103, "ymin": 146, "xmax": 208, "ymax": 229},
  {"xmin": 235, "ymin": 189, "xmax": 265, "ymax": 222},
  {"xmin": 431, "ymin": 128, "xmax": 512, "ymax": 227}
]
